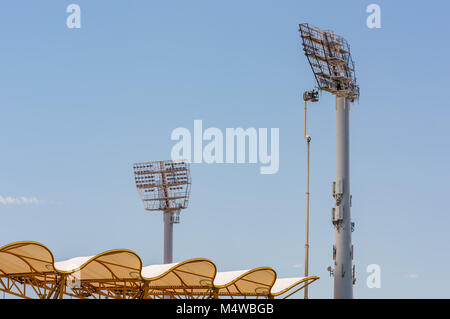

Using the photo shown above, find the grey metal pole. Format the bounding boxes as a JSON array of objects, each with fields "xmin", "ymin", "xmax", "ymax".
[
  {"xmin": 333, "ymin": 95, "xmax": 353, "ymax": 299},
  {"xmin": 163, "ymin": 210, "xmax": 173, "ymax": 264}
]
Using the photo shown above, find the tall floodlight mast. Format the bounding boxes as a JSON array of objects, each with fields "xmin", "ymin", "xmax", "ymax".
[
  {"xmin": 133, "ymin": 160, "xmax": 191, "ymax": 264},
  {"xmin": 298, "ymin": 23, "xmax": 360, "ymax": 299}
]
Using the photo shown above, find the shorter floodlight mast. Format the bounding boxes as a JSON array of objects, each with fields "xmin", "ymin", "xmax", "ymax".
[{"xmin": 133, "ymin": 160, "xmax": 191, "ymax": 264}]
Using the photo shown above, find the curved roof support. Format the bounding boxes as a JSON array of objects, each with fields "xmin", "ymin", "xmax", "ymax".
[
  {"xmin": 141, "ymin": 258, "xmax": 216, "ymax": 299},
  {"xmin": 54, "ymin": 249, "xmax": 143, "ymax": 299},
  {"xmin": 269, "ymin": 276, "xmax": 320, "ymax": 299},
  {"xmin": 213, "ymin": 267, "xmax": 277, "ymax": 298},
  {"xmin": 0, "ymin": 241, "xmax": 58, "ymax": 299},
  {"xmin": 0, "ymin": 241, "xmax": 56, "ymax": 275}
]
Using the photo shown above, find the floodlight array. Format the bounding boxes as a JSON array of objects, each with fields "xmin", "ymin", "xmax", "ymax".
[
  {"xmin": 299, "ymin": 23, "xmax": 359, "ymax": 101},
  {"xmin": 133, "ymin": 160, "xmax": 191, "ymax": 212}
]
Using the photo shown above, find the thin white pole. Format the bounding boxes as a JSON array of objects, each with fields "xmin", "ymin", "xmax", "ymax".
[{"xmin": 304, "ymin": 100, "xmax": 311, "ymax": 299}]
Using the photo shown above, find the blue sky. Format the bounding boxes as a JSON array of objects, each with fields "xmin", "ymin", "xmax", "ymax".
[{"xmin": 0, "ymin": 0, "xmax": 449, "ymax": 298}]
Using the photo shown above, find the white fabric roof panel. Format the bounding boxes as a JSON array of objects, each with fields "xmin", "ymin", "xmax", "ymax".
[
  {"xmin": 55, "ymin": 256, "xmax": 93, "ymax": 272},
  {"xmin": 270, "ymin": 277, "xmax": 318, "ymax": 296},
  {"xmin": 55, "ymin": 250, "xmax": 142, "ymax": 281},
  {"xmin": 141, "ymin": 262, "xmax": 179, "ymax": 279},
  {"xmin": 143, "ymin": 259, "xmax": 216, "ymax": 289}
]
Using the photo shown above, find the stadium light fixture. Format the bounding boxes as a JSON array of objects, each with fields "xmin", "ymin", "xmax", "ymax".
[{"xmin": 133, "ymin": 160, "xmax": 191, "ymax": 264}]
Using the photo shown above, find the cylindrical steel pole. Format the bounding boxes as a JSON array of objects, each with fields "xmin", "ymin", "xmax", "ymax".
[
  {"xmin": 304, "ymin": 100, "xmax": 311, "ymax": 299},
  {"xmin": 163, "ymin": 210, "xmax": 173, "ymax": 264},
  {"xmin": 334, "ymin": 95, "xmax": 353, "ymax": 299}
]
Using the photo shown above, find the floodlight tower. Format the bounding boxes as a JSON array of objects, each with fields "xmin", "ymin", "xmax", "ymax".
[
  {"xmin": 299, "ymin": 23, "xmax": 360, "ymax": 299},
  {"xmin": 133, "ymin": 160, "xmax": 191, "ymax": 264}
]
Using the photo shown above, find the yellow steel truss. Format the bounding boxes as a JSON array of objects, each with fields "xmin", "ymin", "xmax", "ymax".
[{"xmin": 0, "ymin": 241, "xmax": 319, "ymax": 299}]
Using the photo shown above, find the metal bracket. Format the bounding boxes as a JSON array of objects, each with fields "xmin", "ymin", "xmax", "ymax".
[
  {"xmin": 170, "ymin": 211, "xmax": 180, "ymax": 224},
  {"xmin": 327, "ymin": 266, "xmax": 334, "ymax": 277},
  {"xmin": 352, "ymin": 265, "xmax": 356, "ymax": 285},
  {"xmin": 332, "ymin": 206, "xmax": 344, "ymax": 225},
  {"xmin": 333, "ymin": 180, "xmax": 344, "ymax": 205}
]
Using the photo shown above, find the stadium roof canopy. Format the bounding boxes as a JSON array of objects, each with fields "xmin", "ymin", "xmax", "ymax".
[{"xmin": 0, "ymin": 241, "xmax": 319, "ymax": 299}]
